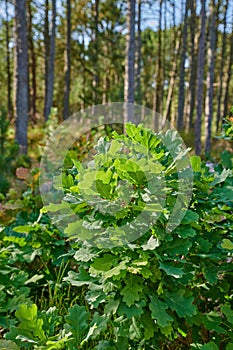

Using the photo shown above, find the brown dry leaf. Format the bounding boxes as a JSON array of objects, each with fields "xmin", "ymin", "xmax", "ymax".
[{"xmin": 16, "ymin": 167, "xmax": 30, "ymax": 180}]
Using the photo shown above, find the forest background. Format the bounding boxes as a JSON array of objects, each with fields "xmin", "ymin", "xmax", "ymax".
[{"xmin": 0, "ymin": 0, "xmax": 233, "ymax": 159}]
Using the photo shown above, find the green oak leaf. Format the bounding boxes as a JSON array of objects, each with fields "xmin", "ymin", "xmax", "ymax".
[
  {"xmin": 40, "ymin": 201, "xmax": 69, "ymax": 213},
  {"xmin": 103, "ymin": 260, "xmax": 128, "ymax": 280},
  {"xmin": 200, "ymin": 341, "xmax": 218, "ymax": 350},
  {"xmin": 221, "ymin": 239, "xmax": 233, "ymax": 250},
  {"xmin": 210, "ymin": 168, "xmax": 231, "ymax": 186},
  {"xmin": 15, "ymin": 304, "xmax": 46, "ymax": 341},
  {"xmin": 104, "ymin": 299, "xmax": 120, "ymax": 316},
  {"xmin": 176, "ymin": 226, "xmax": 196, "ymax": 238},
  {"xmin": 140, "ymin": 310, "xmax": 157, "ymax": 339},
  {"xmin": 118, "ymin": 299, "xmax": 146, "ymax": 318},
  {"xmin": 149, "ymin": 294, "xmax": 173, "ymax": 327},
  {"xmin": 120, "ymin": 275, "xmax": 143, "ymax": 306},
  {"xmin": 129, "ymin": 317, "xmax": 141, "ymax": 340},
  {"xmin": 190, "ymin": 155, "xmax": 202, "ymax": 172},
  {"xmin": 164, "ymin": 289, "xmax": 196, "ymax": 318},
  {"xmin": 142, "ymin": 236, "xmax": 160, "ymax": 250},
  {"xmin": 65, "ymin": 304, "xmax": 90, "ymax": 344},
  {"xmin": 202, "ymin": 312, "xmax": 225, "ymax": 333},
  {"xmin": 92, "ymin": 254, "xmax": 118, "ymax": 271},
  {"xmin": 95, "ymin": 179, "xmax": 112, "ymax": 199},
  {"xmin": 83, "ymin": 313, "xmax": 108, "ymax": 343},
  {"xmin": 74, "ymin": 247, "xmax": 97, "ymax": 262},
  {"xmin": 159, "ymin": 262, "xmax": 184, "ymax": 278},
  {"xmin": 221, "ymin": 304, "xmax": 233, "ymax": 324}
]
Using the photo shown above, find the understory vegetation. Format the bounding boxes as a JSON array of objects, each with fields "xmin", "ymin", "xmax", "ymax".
[{"xmin": 0, "ymin": 118, "xmax": 232, "ymax": 350}]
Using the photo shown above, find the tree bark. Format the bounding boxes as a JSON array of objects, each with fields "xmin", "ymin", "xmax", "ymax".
[
  {"xmin": 136, "ymin": 0, "xmax": 141, "ymax": 104},
  {"xmin": 216, "ymin": 0, "xmax": 228, "ymax": 131},
  {"xmin": 15, "ymin": 0, "xmax": 29, "ymax": 154},
  {"xmin": 5, "ymin": 0, "xmax": 13, "ymax": 119},
  {"xmin": 153, "ymin": 0, "xmax": 162, "ymax": 115},
  {"xmin": 162, "ymin": 0, "xmax": 167, "ymax": 111},
  {"xmin": 63, "ymin": 0, "xmax": 71, "ymax": 120},
  {"xmin": 27, "ymin": 0, "xmax": 37, "ymax": 121},
  {"xmin": 164, "ymin": 0, "xmax": 178, "ymax": 122},
  {"xmin": 164, "ymin": 33, "xmax": 181, "ymax": 122},
  {"xmin": 223, "ymin": 9, "xmax": 233, "ymax": 119},
  {"xmin": 195, "ymin": 0, "xmax": 206, "ymax": 155},
  {"xmin": 177, "ymin": 0, "xmax": 189, "ymax": 130},
  {"xmin": 44, "ymin": 0, "xmax": 56, "ymax": 121},
  {"xmin": 187, "ymin": 0, "xmax": 197, "ymax": 131},
  {"xmin": 204, "ymin": 0, "xmax": 216, "ymax": 154},
  {"xmin": 124, "ymin": 0, "xmax": 136, "ymax": 123},
  {"xmin": 92, "ymin": 0, "xmax": 99, "ymax": 106}
]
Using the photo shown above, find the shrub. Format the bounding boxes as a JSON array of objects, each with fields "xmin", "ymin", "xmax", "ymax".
[
  {"xmin": 43, "ymin": 123, "xmax": 233, "ymax": 349},
  {"xmin": 2, "ymin": 123, "xmax": 233, "ymax": 349}
]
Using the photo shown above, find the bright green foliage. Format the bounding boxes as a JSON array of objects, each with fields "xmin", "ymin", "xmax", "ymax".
[
  {"xmin": 65, "ymin": 304, "xmax": 90, "ymax": 345},
  {"xmin": 56, "ymin": 124, "xmax": 232, "ymax": 348},
  {"xmin": 0, "ymin": 123, "xmax": 233, "ymax": 349},
  {"xmin": 120, "ymin": 275, "xmax": 143, "ymax": 306},
  {"xmin": 5, "ymin": 304, "xmax": 46, "ymax": 346},
  {"xmin": 149, "ymin": 294, "xmax": 173, "ymax": 327},
  {"xmin": 219, "ymin": 107, "xmax": 233, "ymax": 141}
]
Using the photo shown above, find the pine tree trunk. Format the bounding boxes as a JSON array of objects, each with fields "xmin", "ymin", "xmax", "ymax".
[
  {"xmin": 162, "ymin": 0, "xmax": 167, "ymax": 112},
  {"xmin": 187, "ymin": 0, "xmax": 197, "ymax": 131},
  {"xmin": 195, "ymin": 0, "xmax": 206, "ymax": 155},
  {"xmin": 124, "ymin": 0, "xmax": 136, "ymax": 123},
  {"xmin": 204, "ymin": 0, "xmax": 216, "ymax": 154},
  {"xmin": 15, "ymin": 0, "xmax": 29, "ymax": 154},
  {"xmin": 177, "ymin": 0, "xmax": 189, "ymax": 130},
  {"xmin": 223, "ymin": 10, "xmax": 233, "ymax": 119},
  {"xmin": 216, "ymin": 0, "xmax": 228, "ymax": 131},
  {"xmin": 27, "ymin": 0, "xmax": 37, "ymax": 121},
  {"xmin": 153, "ymin": 0, "xmax": 162, "ymax": 115},
  {"xmin": 164, "ymin": 33, "xmax": 181, "ymax": 122},
  {"xmin": 5, "ymin": 0, "xmax": 12, "ymax": 119},
  {"xmin": 136, "ymin": 0, "xmax": 141, "ymax": 104},
  {"xmin": 164, "ymin": 0, "xmax": 179, "ymax": 122},
  {"xmin": 63, "ymin": 0, "xmax": 71, "ymax": 120},
  {"xmin": 92, "ymin": 0, "xmax": 99, "ymax": 106},
  {"xmin": 44, "ymin": 0, "xmax": 56, "ymax": 121}
]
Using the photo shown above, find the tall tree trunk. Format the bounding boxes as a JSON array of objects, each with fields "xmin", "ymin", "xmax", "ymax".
[
  {"xmin": 223, "ymin": 10, "xmax": 233, "ymax": 119},
  {"xmin": 124, "ymin": 0, "xmax": 136, "ymax": 123},
  {"xmin": 44, "ymin": 0, "xmax": 56, "ymax": 121},
  {"xmin": 216, "ymin": 0, "xmax": 228, "ymax": 131},
  {"xmin": 204, "ymin": 0, "xmax": 216, "ymax": 154},
  {"xmin": 63, "ymin": 0, "xmax": 71, "ymax": 119},
  {"xmin": 164, "ymin": 33, "xmax": 181, "ymax": 122},
  {"xmin": 5, "ymin": 0, "xmax": 12, "ymax": 119},
  {"xmin": 153, "ymin": 0, "xmax": 162, "ymax": 115},
  {"xmin": 15, "ymin": 0, "xmax": 29, "ymax": 154},
  {"xmin": 81, "ymin": 28, "xmax": 86, "ymax": 110},
  {"xmin": 162, "ymin": 0, "xmax": 167, "ymax": 112},
  {"xmin": 195, "ymin": 0, "xmax": 206, "ymax": 155},
  {"xmin": 44, "ymin": 0, "xmax": 49, "ymax": 115},
  {"xmin": 177, "ymin": 0, "xmax": 189, "ymax": 130},
  {"xmin": 164, "ymin": 0, "xmax": 178, "ymax": 122},
  {"xmin": 187, "ymin": 0, "xmax": 197, "ymax": 131},
  {"xmin": 27, "ymin": 0, "xmax": 37, "ymax": 121},
  {"xmin": 92, "ymin": 0, "xmax": 99, "ymax": 105},
  {"xmin": 136, "ymin": 0, "xmax": 141, "ymax": 104}
]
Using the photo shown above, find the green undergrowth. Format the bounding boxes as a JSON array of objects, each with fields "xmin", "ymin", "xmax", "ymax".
[{"xmin": 0, "ymin": 123, "xmax": 232, "ymax": 349}]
